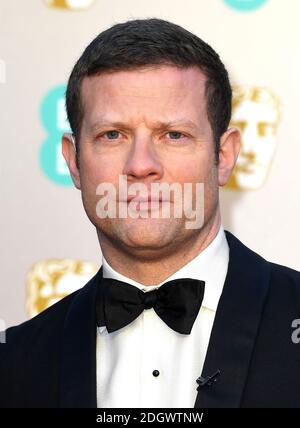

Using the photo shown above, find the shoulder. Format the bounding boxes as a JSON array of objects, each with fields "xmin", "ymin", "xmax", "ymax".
[
  {"xmin": 1, "ymin": 265, "xmax": 102, "ymax": 349},
  {"xmin": 0, "ymin": 290, "xmax": 80, "ymax": 407},
  {"xmin": 0, "ymin": 267, "xmax": 101, "ymax": 361},
  {"xmin": 225, "ymin": 229, "xmax": 300, "ymax": 294},
  {"xmin": 269, "ymin": 261, "xmax": 300, "ymax": 280},
  {"xmin": 0, "ymin": 267, "xmax": 101, "ymax": 406},
  {"xmin": 0, "ymin": 289, "xmax": 79, "ymax": 364},
  {"xmin": 268, "ymin": 261, "xmax": 300, "ymax": 298}
]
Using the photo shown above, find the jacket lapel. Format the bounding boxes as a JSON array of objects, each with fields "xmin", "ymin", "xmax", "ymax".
[
  {"xmin": 59, "ymin": 267, "xmax": 102, "ymax": 408},
  {"xmin": 194, "ymin": 231, "xmax": 271, "ymax": 408}
]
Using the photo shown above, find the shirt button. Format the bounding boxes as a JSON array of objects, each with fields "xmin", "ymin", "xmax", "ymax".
[{"xmin": 152, "ymin": 370, "xmax": 160, "ymax": 377}]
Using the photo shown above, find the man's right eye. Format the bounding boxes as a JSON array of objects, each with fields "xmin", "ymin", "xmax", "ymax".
[{"xmin": 103, "ymin": 130, "xmax": 120, "ymax": 139}]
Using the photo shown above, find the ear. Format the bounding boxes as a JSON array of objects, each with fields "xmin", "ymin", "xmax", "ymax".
[
  {"xmin": 218, "ymin": 127, "xmax": 241, "ymax": 186},
  {"xmin": 62, "ymin": 133, "xmax": 81, "ymax": 189}
]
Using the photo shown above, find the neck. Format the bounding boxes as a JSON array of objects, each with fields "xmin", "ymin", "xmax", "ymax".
[{"xmin": 98, "ymin": 209, "xmax": 221, "ymax": 286}]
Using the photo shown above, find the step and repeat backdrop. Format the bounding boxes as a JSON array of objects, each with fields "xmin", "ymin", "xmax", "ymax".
[{"xmin": 1, "ymin": 0, "xmax": 300, "ymax": 328}]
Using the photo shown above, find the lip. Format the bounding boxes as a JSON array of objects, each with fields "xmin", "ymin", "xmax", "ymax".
[
  {"xmin": 126, "ymin": 198, "xmax": 170, "ymax": 212},
  {"xmin": 123, "ymin": 196, "xmax": 169, "ymax": 203}
]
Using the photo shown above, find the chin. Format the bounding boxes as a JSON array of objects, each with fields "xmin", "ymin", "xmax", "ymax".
[
  {"xmin": 119, "ymin": 237, "xmax": 178, "ymax": 261},
  {"xmin": 124, "ymin": 221, "xmax": 173, "ymax": 245},
  {"xmin": 106, "ymin": 217, "xmax": 183, "ymax": 252}
]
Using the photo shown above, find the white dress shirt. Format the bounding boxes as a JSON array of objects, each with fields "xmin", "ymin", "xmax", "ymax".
[{"xmin": 96, "ymin": 225, "xmax": 229, "ymax": 408}]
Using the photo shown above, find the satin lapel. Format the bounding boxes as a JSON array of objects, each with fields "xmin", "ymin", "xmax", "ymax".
[
  {"xmin": 194, "ymin": 231, "xmax": 271, "ymax": 408},
  {"xmin": 59, "ymin": 266, "xmax": 103, "ymax": 408}
]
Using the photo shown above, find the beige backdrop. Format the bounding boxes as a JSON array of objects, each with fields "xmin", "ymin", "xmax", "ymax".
[{"xmin": 1, "ymin": 0, "xmax": 299, "ymax": 328}]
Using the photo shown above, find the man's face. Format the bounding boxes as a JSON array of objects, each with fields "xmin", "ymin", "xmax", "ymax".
[
  {"xmin": 230, "ymin": 99, "xmax": 278, "ymax": 190},
  {"xmin": 63, "ymin": 65, "xmax": 235, "ymax": 259}
]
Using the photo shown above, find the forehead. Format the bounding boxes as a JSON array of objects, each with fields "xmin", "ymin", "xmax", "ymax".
[
  {"xmin": 80, "ymin": 65, "xmax": 208, "ymax": 122},
  {"xmin": 81, "ymin": 64, "xmax": 206, "ymax": 93}
]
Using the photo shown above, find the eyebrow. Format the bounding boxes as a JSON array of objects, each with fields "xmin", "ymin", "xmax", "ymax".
[{"xmin": 88, "ymin": 118, "xmax": 199, "ymax": 133}]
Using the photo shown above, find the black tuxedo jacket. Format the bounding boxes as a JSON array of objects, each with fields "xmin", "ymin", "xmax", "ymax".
[{"xmin": 1, "ymin": 231, "xmax": 300, "ymax": 408}]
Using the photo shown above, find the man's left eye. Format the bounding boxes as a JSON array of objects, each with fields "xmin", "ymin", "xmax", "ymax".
[
  {"xmin": 167, "ymin": 132, "xmax": 183, "ymax": 139},
  {"xmin": 105, "ymin": 130, "xmax": 120, "ymax": 139}
]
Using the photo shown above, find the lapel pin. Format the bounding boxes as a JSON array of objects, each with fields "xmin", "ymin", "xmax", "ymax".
[{"xmin": 196, "ymin": 369, "xmax": 221, "ymax": 390}]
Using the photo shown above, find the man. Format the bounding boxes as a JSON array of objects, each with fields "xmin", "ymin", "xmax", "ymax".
[{"xmin": 1, "ymin": 18, "xmax": 300, "ymax": 408}]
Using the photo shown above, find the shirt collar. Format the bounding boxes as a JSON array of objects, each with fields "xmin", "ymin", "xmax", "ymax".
[{"xmin": 102, "ymin": 225, "xmax": 229, "ymax": 314}]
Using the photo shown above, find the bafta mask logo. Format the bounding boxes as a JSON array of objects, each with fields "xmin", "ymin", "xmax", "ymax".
[
  {"xmin": 44, "ymin": 0, "xmax": 95, "ymax": 10},
  {"xmin": 227, "ymin": 86, "xmax": 281, "ymax": 190},
  {"xmin": 26, "ymin": 259, "xmax": 98, "ymax": 318}
]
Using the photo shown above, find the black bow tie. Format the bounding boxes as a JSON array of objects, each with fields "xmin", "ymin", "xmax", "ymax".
[{"xmin": 96, "ymin": 277, "xmax": 205, "ymax": 335}]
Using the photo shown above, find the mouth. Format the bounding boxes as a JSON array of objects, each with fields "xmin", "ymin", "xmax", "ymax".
[
  {"xmin": 125, "ymin": 196, "xmax": 168, "ymax": 203},
  {"xmin": 118, "ymin": 196, "xmax": 171, "ymax": 212}
]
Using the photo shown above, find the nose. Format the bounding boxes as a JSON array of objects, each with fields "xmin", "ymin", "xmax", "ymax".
[{"xmin": 123, "ymin": 136, "xmax": 163, "ymax": 182}]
